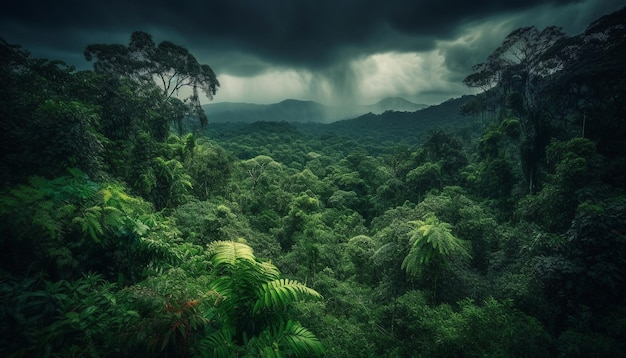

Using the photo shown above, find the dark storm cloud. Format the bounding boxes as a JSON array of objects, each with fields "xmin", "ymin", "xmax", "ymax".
[
  {"xmin": 0, "ymin": 0, "xmax": 591, "ymax": 71},
  {"xmin": 2, "ymin": 0, "xmax": 625, "ymax": 104}
]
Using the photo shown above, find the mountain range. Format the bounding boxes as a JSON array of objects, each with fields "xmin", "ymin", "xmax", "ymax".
[
  {"xmin": 294, "ymin": 95, "xmax": 478, "ymax": 143},
  {"xmin": 202, "ymin": 97, "xmax": 429, "ymax": 123},
  {"xmin": 204, "ymin": 95, "xmax": 479, "ymax": 148}
]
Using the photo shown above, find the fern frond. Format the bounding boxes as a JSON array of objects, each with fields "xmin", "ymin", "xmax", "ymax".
[
  {"xmin": 258, "ymin": 346, "xmax": 283, "ymax": 358},
  {"xmin": 140, "ymin": 236, "xmax": 179, "ymax": 266},
  {"xmin": 207, "ymin": 241, "xmax": 256, "ymax": 268},
  {"xmin": 101, "ymin": 187, "xmax": 113, "ymax": 204},
  {"xmin": 280, "ymin": 320, "xmax": 325, "ymax": 357},
  {"xmin": 257, "ymin": 260, "xmax": 281, "ymax": 281},
  {"xmin": 402, "ymin": 216, "xmax": 470, "ymax": 277},
  {"xmin": 253, "ymin": 279, "xmax": 322, "ymax": 314},
  {"xmin": 102, "ymin": 205, "xmax": 124, "ymax": 229},
  {"xmin": 253, "ymin": 320, "xmax": 325, "ymax": 357},
  {"xmin": 9, "ymin": 182, "xmax": 42, "ymax": 204},
  {"xmin": 207, "ymin": 276, "xmax": 235, "ymax": 300},
  {"xmin": 132, "ymin": 218, "xmax": 150, "ymax": 237},
  {"xmin": 197, "ymin": 327, "xmax": 237, "ymax": 358},
  {"xmin": 70, "ymin": 206, "xmax": 103, "ymax": 242}
]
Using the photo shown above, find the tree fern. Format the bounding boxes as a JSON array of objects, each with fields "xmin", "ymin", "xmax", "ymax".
[
  {"xmin": 207, "ymin": 241, "xmax": 282, "ymax": 287},
  {"xmin": 69, "ymin": 182, "xmax": 151, "ymax": 244},
  {"xmin": 402, "ymin": 215, "xmax": 471, "ymax": 278}
]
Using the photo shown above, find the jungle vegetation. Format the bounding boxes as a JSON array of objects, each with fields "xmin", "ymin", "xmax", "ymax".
[{"xmin": 1, "ymin": 8, "xmax": 625, "ymax": 357}]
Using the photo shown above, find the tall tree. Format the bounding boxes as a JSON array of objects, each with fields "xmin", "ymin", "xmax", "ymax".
[
  {"xmin": 539, "ymin": 6, "xmax": 626, "ymax": 170},
  {"xmin": 463, "ymin": 26, "xmax": 566, "ymax": 193},
  {"xmin": 85, "ymin": 31, "xmax": 219, "ymax": 126},
  {"xmin": 463, "ymin": 26, "xmax": 565, "ymax": 110}
]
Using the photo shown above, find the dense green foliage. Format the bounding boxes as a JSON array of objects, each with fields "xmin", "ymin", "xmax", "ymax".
[{"xmin": 2, "ymin": 8, "xmax": 626, "ymax": 357}]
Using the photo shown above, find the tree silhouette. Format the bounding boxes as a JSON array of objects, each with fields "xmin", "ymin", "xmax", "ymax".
[
  {"xmin": 464, "ymin": 26, "xmax": 566, "ymax": 193},
  {"xmin": 85, "ymin": 31, "xmax": 219, "ymax": 126}
]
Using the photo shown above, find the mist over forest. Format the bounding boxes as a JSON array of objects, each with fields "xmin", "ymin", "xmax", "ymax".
[{"xmin": 1, "ymin": 6, "xmax": 625, "ymax": 357}]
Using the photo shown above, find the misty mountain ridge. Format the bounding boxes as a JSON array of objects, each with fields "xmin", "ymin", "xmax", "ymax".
[
  {"xmin": 204, "ymin": 95, "xmax": 478, "ymax": 147},
  {"xmin": 203, "ymin": 97, "xmax": 429, "ymax": 123},
  {"xmin": 294, "ymin": 95, "xmax": 477, "ymax": 143},
  {"xmin": 369, "ymin": 97, "xmax": 428, "ymax": 113}
]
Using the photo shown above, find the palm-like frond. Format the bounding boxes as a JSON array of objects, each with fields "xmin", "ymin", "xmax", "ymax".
[
  {"xmin": 207, "ymin": 241, "xmax": 283, "ymax": 315},
  {"xmin": 196, "ymin": 326, "xmax": 237, "ymax": 358},
  {"xmin": 258, "ymin": 260, "xmax": 281, "ymax": 281},
  {"xmin": 208, "ymin": 240, "xmax": 256, "ymax": 268},
  {"xmin": 207, "ymin": 241, "xmax": 280, "ymax": 286},
  {"xmin": 207, "ymin": 276, "xmax": 235, "ymax": 303},
  {"xmin": 253, "ymin": 279, "xmax": 322, "ymax": 314},
  {"xmin": 204, "ymin": 241, "xmax": 325, "ymax": 357},
  {"xmin": 250, "ymin": 320, "xmax": 325, "ymax": 357},
  {"xmin": 402, "ymin": 216, "xmax": 470, "ymax": 277}
]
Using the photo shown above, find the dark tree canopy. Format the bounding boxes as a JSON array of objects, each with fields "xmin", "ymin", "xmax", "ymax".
[
  {"xmin": 85, "ymin": 31, "xmax": 219, "ymax": 126},
  {"xmin": 462, "ymin": 26, "xmax": 567, "ymax": 194},
  {"xmin": 463, "ymin": 26, "xmax": 565, "ymax": 110}
]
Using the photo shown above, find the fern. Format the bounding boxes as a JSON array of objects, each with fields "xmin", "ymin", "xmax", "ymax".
[
  {"xmin": 72, "ymin": 205, "xmax": 104, "ymax": 243},
  {"xmin": 207, "ymin": 241, "xmax": 284, "ymax": 306},
  {"xmin": 253, "ymin": 279, "xmax": 322, "ymax": 314},
  {"xmin": 33, "ymin": 207, "xmax": 64, "ymax": 239},
  {"xmin": 100, "ymin": 183, "xmax": 151, "ymax": 216},
  {"xmin": 196, "ymin": 327, "xmax": 238, "ymax": 358},
  {"xmin": 402, "ymin": 215, "xmax": 471, "ymax": 277},
  {"xmin": 203, "ymin": 241, "xmax": 325, "ymax": 357},
  {"xmin": 250, "ymin": 320, "xmax": 325, "ymax": 357},
  {"xmin": 207, "ymin": 240, "xmax": 257, "ymax": 268},
  {"xmin": 102, "ymin": 205, "xmax": 125, "ymax": 232}
]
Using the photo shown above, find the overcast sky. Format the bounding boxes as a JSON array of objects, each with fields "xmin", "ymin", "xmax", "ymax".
[{"xmin": 1, "ymin": 0, "xmax": 625, "ymax": 105}]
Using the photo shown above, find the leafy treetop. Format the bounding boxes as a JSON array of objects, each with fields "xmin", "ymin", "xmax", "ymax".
[{"xmin": 85, "ymin": 31, "xmax": 219, "ymax": 126}]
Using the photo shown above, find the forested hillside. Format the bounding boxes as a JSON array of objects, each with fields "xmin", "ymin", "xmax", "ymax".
[
  {"xmin": 295, "ymin": 95, "xmax": 477, "ymax": 149},
  {"xmin": 1, "ymin": 7, "xmax": 625, "ymax": 357},
  {"xmin": 201, "ymin": 97, "xmax": 428, "ymax": 124}
]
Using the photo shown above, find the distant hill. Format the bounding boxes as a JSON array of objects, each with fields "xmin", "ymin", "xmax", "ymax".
[
  {"xmin": 202, "ymin": 102, "xmax": 266, "ymax": 114},
  {"xmin": 202, "ymin": 99, "xmax": 327, "ymax": 123},
  {"xmin": 366, "ymin": 97, "xmax": 428, "ymax": 114},
  {"xmin": 204, "ymin": 95, "xmax": 480, "ymax": 149},
  {"xmin": 295, "ymin": 95, "xmax": 479, "ymax": 144},
  {"xmin": 202, "ymin": 97, "xmax": 429, "ymax": 123}
]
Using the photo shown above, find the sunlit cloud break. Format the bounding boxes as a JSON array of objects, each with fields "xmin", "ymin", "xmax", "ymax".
[{"xmin": 213, "ymin": 51, "xmax": 469, "ymax": 106}]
